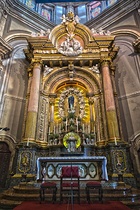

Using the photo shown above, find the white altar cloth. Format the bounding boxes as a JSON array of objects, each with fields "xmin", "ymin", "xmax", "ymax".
[{"xmin": 36, "ymin": 156, "xmax": 108, "ymax": 181}]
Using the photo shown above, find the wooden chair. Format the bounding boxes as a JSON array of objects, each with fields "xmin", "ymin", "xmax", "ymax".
[
  {"xmin": 86, "ymin": 181, "xmax": 103, "ymax": 204},
  {"xmin": 40, "ymin": 182, "xmax": 57, "ymax": 203},
  {"xmin": 60, "ymin": 166, "xmax": 80, "ymax": 204}
]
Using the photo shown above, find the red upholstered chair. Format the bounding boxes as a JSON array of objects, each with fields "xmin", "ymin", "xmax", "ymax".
[
  {"xmin": 40, "ymin": 182, "xmax": 57, "ymax": 203},
  {"xmin": 60, "ymin": 166, "xmax": 80, "ymax": 204},
  {"xmin": 86, "ymin": 181, "xmax": 103, "ymax": 204}
]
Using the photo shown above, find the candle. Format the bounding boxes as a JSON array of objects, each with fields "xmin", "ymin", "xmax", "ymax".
[
  {"xmin": 89, "ymin": 124, "xmax": 90, "ymax": 133},
  {"xmin": 54, "ymin": 125, "xmax": 55, "ymax": 134},
  {"xmin": 27, "ymin": 138, "xmax": 29, "ymax": 146},
  {"xmin": 112, "ymin": 122, "xmax": 117, "ymax": 145},
  {"xmin": 114, "ymin": 137, "xmax": 117, "ymax": 145},
  {"xmin": 94, "ymin": 132, "xmax": 96, "ymax": 142},
  {"xmin": 66, "ymin": 120, "xmax": 67, "ymax": 132},
  {"xmin": 82, "ymin": 124, "xmax": 84, "ymax": 133}
]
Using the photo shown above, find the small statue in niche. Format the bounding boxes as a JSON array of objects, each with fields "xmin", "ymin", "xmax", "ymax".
[
  {"xmin": 68, "ymin": 95, "xmax": 74, "ymax": 111},
  {"xmin": 67, "ymin": 141, "xmax": 76, "ymax": 152}
]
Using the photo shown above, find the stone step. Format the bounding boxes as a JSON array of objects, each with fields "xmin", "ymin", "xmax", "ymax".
[
  {"xmin": 0, "ymin": 184, "xmax": 140, "ymax": 210},
  {"xmin": 1, "ymin": 190, "xmax": 140, "ymax": 202},
  {"xmin": 0, "ymin": 199, "xmax": 22, "ymax": 210}
]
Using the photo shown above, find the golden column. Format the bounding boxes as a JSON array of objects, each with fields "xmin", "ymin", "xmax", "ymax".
[
  {"xmin": 101, "ymin": 60, "xmax": 120, "ymax": 143},
  {"xmin": 24, "ymin": 61, "xmax": 42, "ymax": 142}
]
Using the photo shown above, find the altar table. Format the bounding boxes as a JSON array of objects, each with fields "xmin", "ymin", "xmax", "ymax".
[{"xmin": 36, "ymin": 156, "xmax": 108, "ymax": 181}]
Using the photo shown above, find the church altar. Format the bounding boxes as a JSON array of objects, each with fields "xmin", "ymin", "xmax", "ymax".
[{"xmin": 36, "ymin": 156, "xmax": 108, "ymax": 181}]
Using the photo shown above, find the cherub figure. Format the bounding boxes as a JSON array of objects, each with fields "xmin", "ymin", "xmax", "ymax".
[
  {"xmin": 61, "ymin": 14, "xmax": 67, "ymax": 24},
  {"xmin": 75, "ymin": 15, "xmax": 80, "ymax": 23},
  {"xmin": 43, "ymin": 65, "xmax": 53, "ymax": 77}
]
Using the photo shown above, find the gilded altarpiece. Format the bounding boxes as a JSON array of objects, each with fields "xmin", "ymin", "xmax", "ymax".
[{"xmin": 12, "ymin": 12, "xmax": 135, "ymax": 187}]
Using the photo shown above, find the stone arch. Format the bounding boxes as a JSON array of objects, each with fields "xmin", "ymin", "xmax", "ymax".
[{"xmin": 43, "ymin": 66, "xmax": 101, "ymax": 94}]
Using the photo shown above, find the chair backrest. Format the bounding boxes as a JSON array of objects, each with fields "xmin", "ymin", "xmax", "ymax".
[{"xmin": 61, "ymin": 166, "xmax": 79, "ymax": 178}]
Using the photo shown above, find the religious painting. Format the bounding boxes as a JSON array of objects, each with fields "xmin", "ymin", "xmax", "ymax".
[
  {"xmin": 25, "ymin": 0, "xmax": 36, "ymax": 10},
  {"xmin": 41, "ymin": 7, "xmax": 52, "ymax": 21},
  {"xmin": 90, "ymin": 2, "xmax": 101, "ymax": 19}
]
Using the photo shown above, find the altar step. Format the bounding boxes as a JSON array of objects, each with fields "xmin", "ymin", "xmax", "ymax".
[{"xmin": 0, "ymin": 183, "xmax": 140, "ymax": 210}]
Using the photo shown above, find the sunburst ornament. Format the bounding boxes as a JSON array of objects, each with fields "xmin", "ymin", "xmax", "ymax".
[{"xmin": 63, "ymin": 132, "xmax": 81, "ymax": 149}]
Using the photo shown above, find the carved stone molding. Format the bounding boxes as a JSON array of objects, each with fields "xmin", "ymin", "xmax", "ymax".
[{"xmin": 0, "ymin": 37, "xmax": 12, "ymax": 60}]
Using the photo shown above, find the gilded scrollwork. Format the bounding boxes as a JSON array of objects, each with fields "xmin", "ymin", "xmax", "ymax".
[
  {"xmin": 19, "ymin": 151, "xmax": 32, "ymax": 173},
  {"xmin": 113, "ymin": 150, "xmax": 126, "ymax": 173},
  {"xmin": 37, "ymin": 97, "xmax": 49, "ymax": 142}
]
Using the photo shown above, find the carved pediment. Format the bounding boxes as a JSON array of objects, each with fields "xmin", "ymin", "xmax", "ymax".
[{"xmin": 24, "ymin": 12, "xmax": 118, "ymax": 64}]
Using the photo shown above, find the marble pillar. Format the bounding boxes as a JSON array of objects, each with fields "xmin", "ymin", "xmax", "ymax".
[
  {"xmin": 25, "ymin": 62, "xmax": 42, "ymax": 141},
  {"xmin": 101, "ymin": 60, "xmax": 120, "ymax": 142}
]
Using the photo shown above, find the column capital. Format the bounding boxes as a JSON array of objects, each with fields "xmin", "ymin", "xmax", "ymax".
[
  {"xmin": 28, "ymin": 59, "xmax": 42, "ymax": 74},
  {"xmin": 100, "ymin": 57, "xmax": 112, "ymax": 67},
  {"xmin": 31, "ymin": 59, "xmax": 43, "ymax": 67}
]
